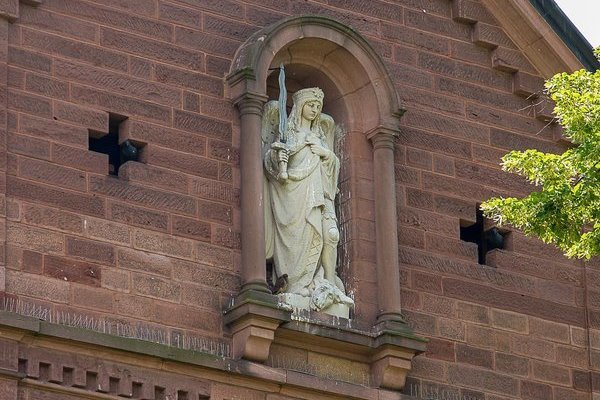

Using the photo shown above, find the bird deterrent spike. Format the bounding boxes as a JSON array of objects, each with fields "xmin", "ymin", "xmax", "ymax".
[{"xmin": 2, "ymin": 299, "xmax": 238, "ymax": 358}]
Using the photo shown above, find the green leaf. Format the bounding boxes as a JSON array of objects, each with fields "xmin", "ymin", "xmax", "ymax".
[{"xmin": 481, "ymin": 47, "xmax": 600, "ymax": 259}]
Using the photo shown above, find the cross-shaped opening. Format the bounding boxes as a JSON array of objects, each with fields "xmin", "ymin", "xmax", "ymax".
[
  {"xmin": 460, "ymin": 206, "xmax": 507, "ymax": 265},
  {"xmin": 89, "ymin": 114, "xmax": 142, "ymax": 176}
]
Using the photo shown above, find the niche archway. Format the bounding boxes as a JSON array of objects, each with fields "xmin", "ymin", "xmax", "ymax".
[
  {"xmin": 227, "ymin": 15, "xmax": 406, "ymax": 331},
  {"xmin": 229, "ymin": 17, "xmax": 403, "ymax": 132},
  {"xmin": 224, "ymin": 16, "xmax": 426, "ymax": 389}
]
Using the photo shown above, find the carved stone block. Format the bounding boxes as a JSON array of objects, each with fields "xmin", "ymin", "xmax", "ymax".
[
  {"xmin": 230, "ymin": 315, "xmax": 281, "ymax": 362},
  {"xmin": 223, "ymin": 290, "xmax": 291, "ymax": 362},
  {"xmin": 370, "ymin": 347, "xmax": 416, "ymax": 390}
]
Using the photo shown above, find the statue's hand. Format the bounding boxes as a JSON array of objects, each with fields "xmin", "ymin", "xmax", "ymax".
[
  {"xmin": 272, "ymin": 147, "xmax": 289, "ymax": 181},
  {"xmin": 306, "ymin": 140, "xmax": 332, "ymax": 159},
  {"xmin": 276, "ymin": 148, "xmax": 289, "ymax": 163}
]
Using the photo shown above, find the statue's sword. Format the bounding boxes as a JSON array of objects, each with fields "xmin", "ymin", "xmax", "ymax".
[
  {"xmin": 277, "ymin": 64, "xmax": 288, "ymax": 143},
  {"xmin": 273, "ymin": 64, "xmax": 289, "ymax": 180}
]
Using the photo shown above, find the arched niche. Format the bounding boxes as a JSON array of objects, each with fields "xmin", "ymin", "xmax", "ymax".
[
  {"xmin": 228, "ymin": 16, "xmax": 404, "ymax": 133},
  {"xmin": 224, "ymin": 17, "xmax": 424, "ymax": 379}
]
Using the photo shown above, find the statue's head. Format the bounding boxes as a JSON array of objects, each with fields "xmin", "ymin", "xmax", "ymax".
[
  {"xmin": 292, "ymin": 87, "xmax": 324, "ymax": 106},
  {"xmin": 289, "ymin": 87, "xmax": 324, "ymax": 135}
]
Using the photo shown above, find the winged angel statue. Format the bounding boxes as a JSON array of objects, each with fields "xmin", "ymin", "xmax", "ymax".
[{"xmin": 261, "ymin": 86, "xmax": 354, "ymax": 318}]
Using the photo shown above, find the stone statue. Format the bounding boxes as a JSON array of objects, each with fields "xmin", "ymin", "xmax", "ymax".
[{"xmin": 262, "ymin": 87, "xmax": 354, "ymax": 318}]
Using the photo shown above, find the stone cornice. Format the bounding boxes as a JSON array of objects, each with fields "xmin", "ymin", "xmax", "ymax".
[
  {"xmin": 528, "ymin": 0, "xmax": 599, "ymax": 71},
  {"xmin": 0, "ymin": 311, "xmax": 415, "ymax": 399},
  {"xmin": 481, "ymin": 0, "xmax": 586, "ymax": 76}
]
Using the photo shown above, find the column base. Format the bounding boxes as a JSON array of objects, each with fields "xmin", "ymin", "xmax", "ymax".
[
  {"xmin": 373, "ymin": 315, "xmax": 412, "ymax": 335},
  {"xmin": 240, "ymin": 280, "xmax": 271, "ymax": 294}
]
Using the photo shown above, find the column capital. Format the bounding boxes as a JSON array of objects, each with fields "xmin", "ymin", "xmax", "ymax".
[
  {"xmin": 366, "ymin": 126, "xmax": 398, "ymax": 150},
  {"xmin": 233, "ymin": 92, "xmax": 268, "ymax": 116}
]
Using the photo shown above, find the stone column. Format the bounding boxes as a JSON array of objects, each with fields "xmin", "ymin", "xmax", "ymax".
[
  {"xmin": 0, "ymin": 5, "xmax": 12, "ymax": 293},
  {"xmin": 234, "ymin": 92, "xmax": 270, "ymax": 294},
  {"xmin": 225, "ymin": 90, "xmax": 290, "ymax": 362},
  {"xmin": 367, "ymin": 128, "xmax": 404, "ymax": 324}
]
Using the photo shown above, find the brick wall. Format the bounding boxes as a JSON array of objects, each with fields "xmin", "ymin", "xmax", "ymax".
[
  {"xmin": 1, "ymin": 0, "xmax": 594, "ymax": 399},
  {"xmin": 5, "ymin": 0, "xmax": 244, "ymax": 343}
]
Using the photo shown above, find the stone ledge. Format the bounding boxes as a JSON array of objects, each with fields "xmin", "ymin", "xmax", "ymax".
[
  {"xmin": 0, "ymin": 367, "xmax": 23, "ymax": 379},
  {"xmin": 222, "ymin": 290, "xmax": 427, "ymax": 390},
  {"xmin": 274, "ymin": 311, "xmax": 427, "ymax": 390},
  {"xmin": 0, "ymin": 310, "xmax": 417, "ymax": 399},
  {"xmin": 279, "ymin": 317, "xmax": 426, "ymax": 356}
]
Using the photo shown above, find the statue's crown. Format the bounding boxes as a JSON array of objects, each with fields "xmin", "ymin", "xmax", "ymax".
[{"xmin": 293, "ymin": 87, "xmax": 324, "ymax": 105}]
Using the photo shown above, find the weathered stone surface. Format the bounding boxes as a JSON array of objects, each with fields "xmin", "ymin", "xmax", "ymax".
[{"xmin": 0, "ymin": 5, "xmax": 592, "ymax": 400}]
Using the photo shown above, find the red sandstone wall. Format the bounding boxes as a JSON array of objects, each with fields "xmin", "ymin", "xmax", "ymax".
[
  {"xmin": 5, "ymin": 0, "xmax": 243, "ymax": 341},
  {"xmin": 1, "ymin": 0, "xmax": 595, "ymax": 399}
]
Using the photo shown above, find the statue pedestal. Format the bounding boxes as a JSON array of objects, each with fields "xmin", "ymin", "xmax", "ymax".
[
  {"xmin": 224, "ymin": 291, "xmax": 427, "ymax": 391},
  {"xmin": 271, "ymin": 313, "xmax": 427, "ymax": 391},
  {"xmin": 277, "ymin": 293, "xmax": 350, "ymax": 318}
]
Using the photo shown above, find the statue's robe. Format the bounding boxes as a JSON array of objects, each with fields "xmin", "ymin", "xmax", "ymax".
[{"xmin": 264, "ymin": 129, "xmax": 339, "ymax": 296}]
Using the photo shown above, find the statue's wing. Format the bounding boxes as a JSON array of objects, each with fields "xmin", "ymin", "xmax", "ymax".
[
  {"xmin": 319, "ymin": 113, "xmax": 341, "ymax": 197},
  {"xmin": 319, "ymin": 113, "xmax": 337, "ymax": 152},
  {"xmin": 261, "ymin": 100, "xmax": 279, "ymax": 156}
]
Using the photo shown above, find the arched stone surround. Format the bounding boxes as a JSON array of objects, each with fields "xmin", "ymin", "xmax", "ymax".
[
  {"xmin": 224, "ymin": 15, "xmax": 426, "ymax": 390},
  {"xmin": 228, "ymin": 16, "xmax": 402, "ymax": 131},
  {"xmin": 228, "ymin": 15, "xmax": 405, "ymax": 323}
]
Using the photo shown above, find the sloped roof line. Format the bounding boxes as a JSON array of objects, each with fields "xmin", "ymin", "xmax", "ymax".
[
  {"xmin": 530, "ymin": 0, "xmax": 599, "ymax": 71},
  {"xmin": 481, "ymin": 0, "xmax": 593, "ymax": 77}
]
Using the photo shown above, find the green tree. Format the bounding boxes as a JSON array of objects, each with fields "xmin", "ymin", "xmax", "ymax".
[{"xmin": 481, "ymin": 49, "xmax": 600, "ymax": 259}]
